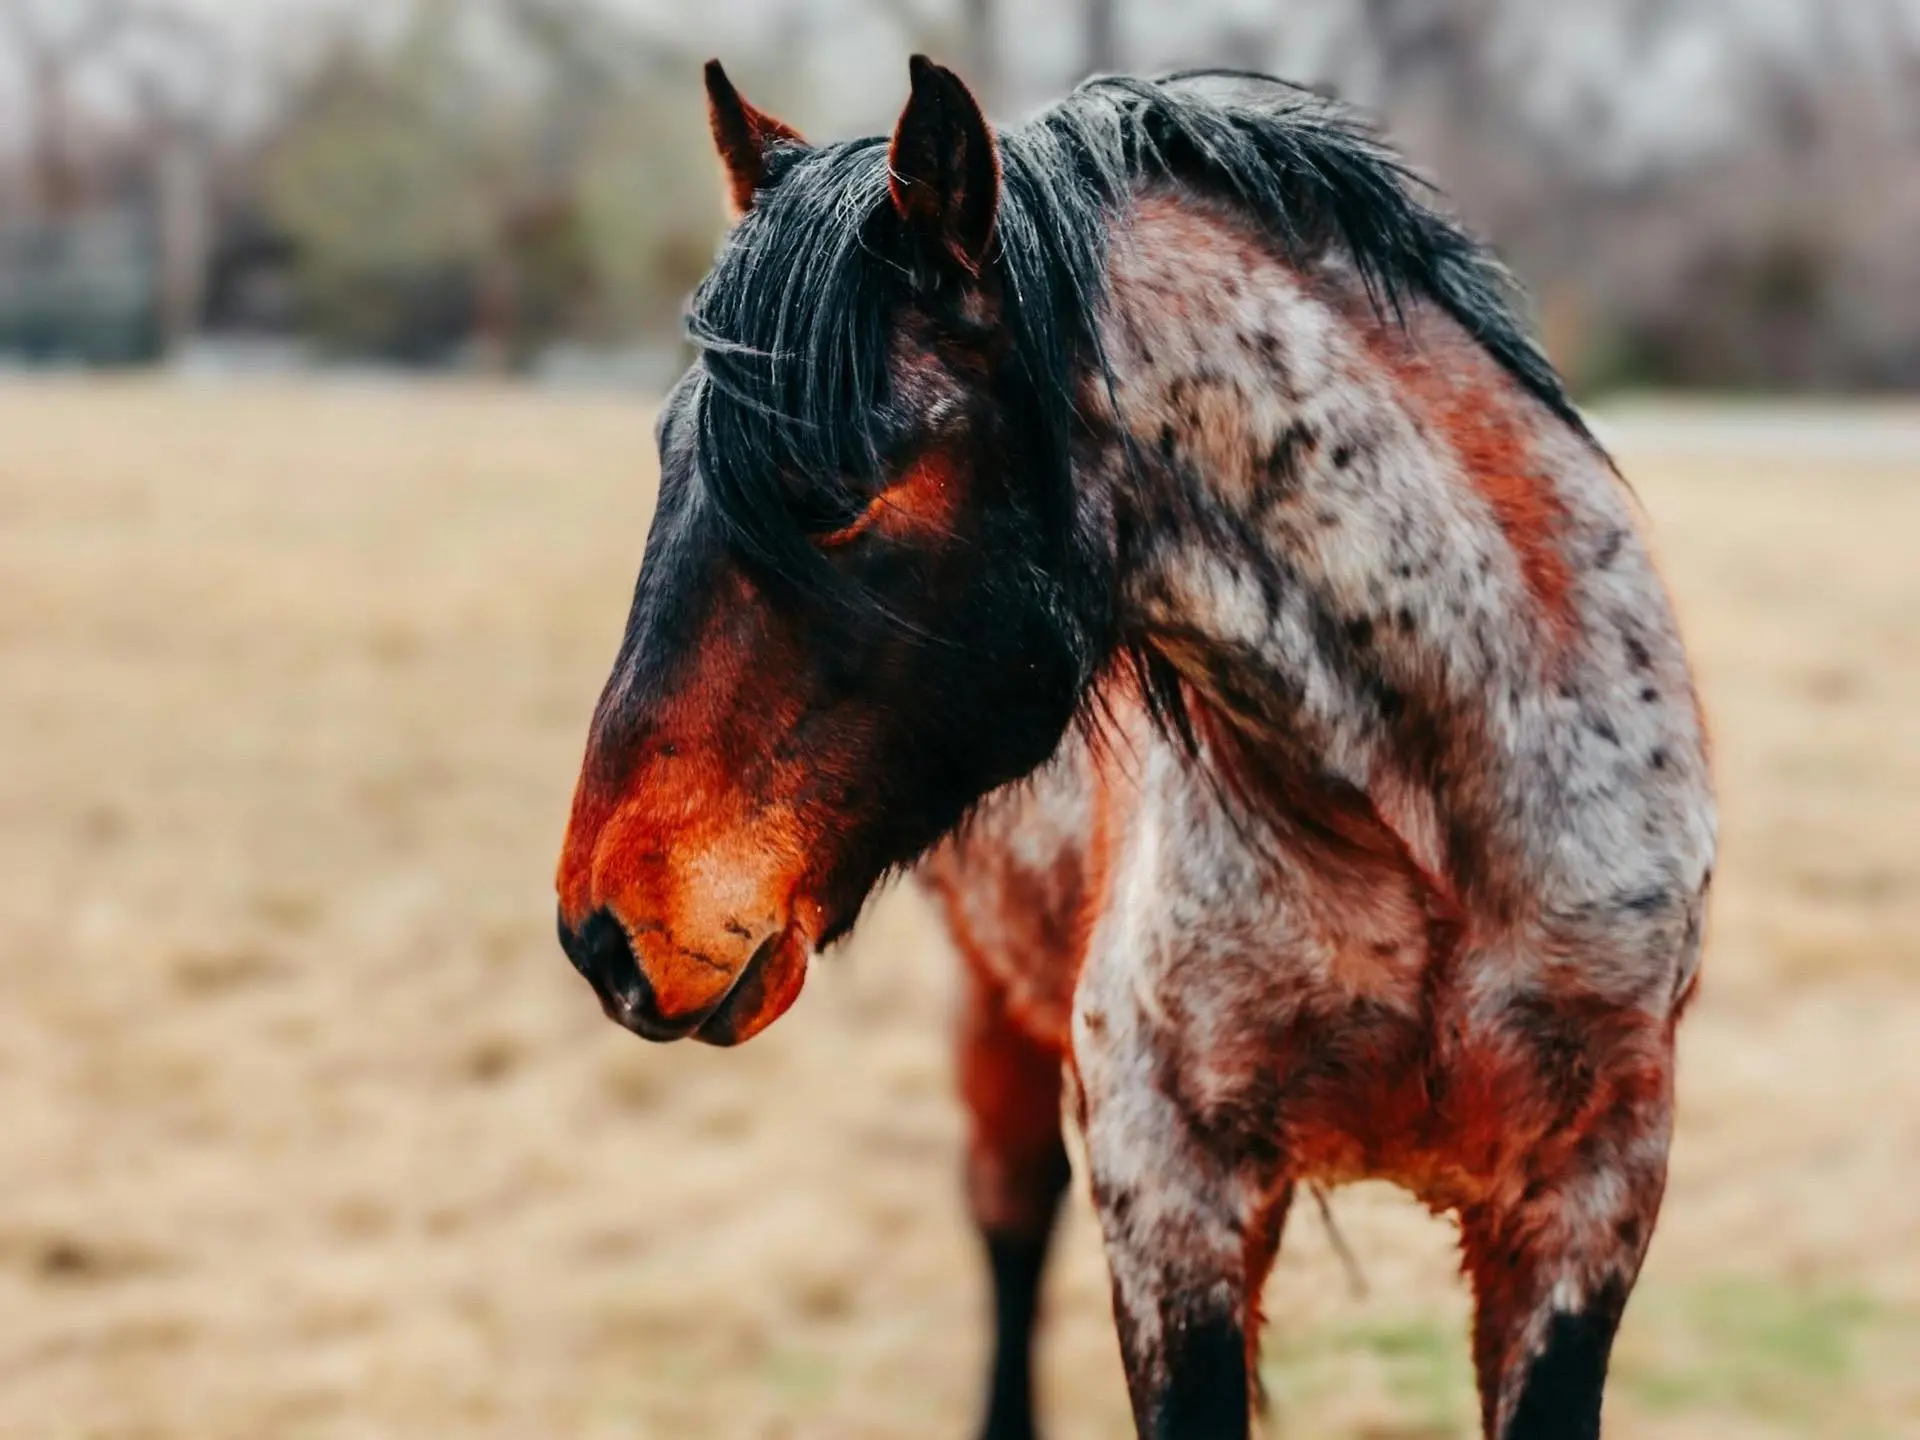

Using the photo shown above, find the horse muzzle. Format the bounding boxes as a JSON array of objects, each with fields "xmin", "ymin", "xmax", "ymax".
[{"xmin": 557, "ymin": 905, "xmax": 811, "ymax": 1046}]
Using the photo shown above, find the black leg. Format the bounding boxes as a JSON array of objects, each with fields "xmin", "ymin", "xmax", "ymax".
[
  {"xmin": 1460, "ymin": 1127, "xmax": 1664, "ymax": 1439},
  {"xmin": 955, "ymin": 969, "xmax": 1072, "ymax": 1440},
  {"xmin": 1502, "ymin": 1280, "xmax": 1627, "ymax": 1440},
  {"xmin": 1142, "ymin": 1300, "xmax": 1249, "ymax": 1440},
  {"xmin": 1082, "ymin": 1096, "xmax": 1255, "ymax": 1439},
  {"xmin": 979, "ymin": 1205, "xmax": 1065, "ymax": 1440}
]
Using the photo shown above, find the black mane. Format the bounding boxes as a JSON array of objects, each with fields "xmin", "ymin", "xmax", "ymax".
[{"xmin": 686, "ymin": 69, "xmax": 1597, "ymax": 591}]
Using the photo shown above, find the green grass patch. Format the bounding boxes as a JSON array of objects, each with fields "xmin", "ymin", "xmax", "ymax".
[
  {"xmin": 758, "ymin": 1345, "xmax": 838, "ymax": 1406},
  {"xmin": 1261, "ymin": 1312, "xmax": 1477, "ymax": 1438},
  {"xmin": 1616, "ymin": 1275, "xmax": 1900, "ymax": 1433},
  {"xmin": 1260, "ymin": 1276, "xmax": 1913, "ymax": 1439}
]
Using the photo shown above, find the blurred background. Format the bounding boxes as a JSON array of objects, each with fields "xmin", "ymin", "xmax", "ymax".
[
  {"xmin": 1, "ymin": 2, "xmax": 1916, "ymax": 1438},
  {"xmin": 4, "ymin": 0, "xmax": 1920, "ymax": 389}
]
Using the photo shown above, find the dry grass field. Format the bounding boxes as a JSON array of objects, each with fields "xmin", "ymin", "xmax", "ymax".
[{"xmin": 0, "ymin": 380, "xmax": 1916, "ymax": 1440}]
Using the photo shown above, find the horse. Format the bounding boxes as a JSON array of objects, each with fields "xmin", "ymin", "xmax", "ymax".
[{"xmin": 555, "ymin": 56, "xmax": 1716, "ymax": 1440}]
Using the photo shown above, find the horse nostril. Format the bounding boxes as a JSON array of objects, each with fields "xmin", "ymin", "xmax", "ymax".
[
  {"xmin": 557, "ymin": 906, "xmax": 594, "ymax": 979},
  {"xmin": 558, "ymin": 906, "xmax": 698, "ymax": 1042},
  {"xmin": 580, "ymin": 908, "xmax": 644, "ymax": 999}
]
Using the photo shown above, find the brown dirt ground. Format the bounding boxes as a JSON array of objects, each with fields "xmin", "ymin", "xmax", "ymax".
[{"xmin": 0, "ymin": 381, "xmax": 1915, "ymax": 1439}]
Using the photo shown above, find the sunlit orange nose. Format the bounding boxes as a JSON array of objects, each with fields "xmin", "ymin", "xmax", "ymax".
[{"xmin": 556, "ymin": 751, "xmax": 824, "ymax": 1043}]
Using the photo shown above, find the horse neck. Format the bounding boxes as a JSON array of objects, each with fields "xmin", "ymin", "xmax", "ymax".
[{"xmin": 1085, "ymin": 191, "xmax": 1637, "ymax": 899}]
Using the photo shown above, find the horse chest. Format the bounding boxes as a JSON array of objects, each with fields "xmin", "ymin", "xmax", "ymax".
[
  {"xmin": 1133, "ymin": 908, "xmax": 1444, "ymax": 1175},
  {"xmin": 1069, "ymin": 732, "xmax": 1579, "ymax": 1203}
]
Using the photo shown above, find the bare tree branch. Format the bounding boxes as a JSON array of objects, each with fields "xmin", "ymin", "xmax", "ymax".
[
  {"xmin": 0, "ymin": 0, "xmax": 134, "ymax": 66},
  {"xmin": 957, "ymin": 0, "xmax": 997, "ymax": 107},
  {"xmin": 1086, "ymin": 0, "xmax": 1119, "ymax": 77},
  {"xmin": 866, "ymin": 0, "xmax": 950, "ymax": 51}
]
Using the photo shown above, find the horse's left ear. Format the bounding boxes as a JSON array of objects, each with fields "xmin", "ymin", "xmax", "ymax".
[
  {"xmin": 705, "ymin": 60, "xmax": 807, "ymax": 221},
  {"xmin": 888, "ymin": 54, "xmax": 1000, "ymax": 277}
]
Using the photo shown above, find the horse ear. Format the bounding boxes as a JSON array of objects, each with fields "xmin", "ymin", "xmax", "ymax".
[
  {"xmin": 888, "ymin": 54, "xmax": 1000, "ymax": 277},
  {"xmin": 704, "ymin": 60, "xmax": 807, "ymax": 221}
]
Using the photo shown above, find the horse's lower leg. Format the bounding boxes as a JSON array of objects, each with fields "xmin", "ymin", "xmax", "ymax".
[
  {"xmin": 1245, "ymin": 1182, "xmax": 1295, "ymax": 1414},
  {"xmin": 1461, "ymin": 1102, "xmax": 1670, "ymax": 1439},
  {"xmin": 958, "ymin": 971, "xmax": 1071, "ymax": 1440},
  {"xmin": 1089, "ymin": 1133, "xmax": 1254, "ymax": 1439},
  {"xmin": 1077, "ymin": 1018, "xmax": 1258, "ymax": 1437}
]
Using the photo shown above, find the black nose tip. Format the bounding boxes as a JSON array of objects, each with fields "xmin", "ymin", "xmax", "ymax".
[
  {"xmin": 556, "ymin": 906, "xmax": 697, "ymax": 1042},
  {"xmin": 558, "ymin": 906, "xmax": 649, "ymax": 1009},
  {"xmin": 557, "ymin": 908, "xmax": 592, "ymax": 988}
]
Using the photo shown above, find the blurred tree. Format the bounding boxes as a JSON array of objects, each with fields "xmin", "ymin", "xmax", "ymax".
[
  {"xmin": 1086, "ymin": 0, "xmax": 1119, "ymax": 76},
  {"xmin": 959, "ymin": 0, "xmax": 998, "ymax": 107},
  {"xmin": 10, "ymin": 0, "xmax": 1913, "ymax": 388},
  {"xmin": 257, "ymin": 9, "xmax": 494, "ymax": 361},
  {"xmin": 0, "ymin": 0, "xmax": 137, "ymax": 215},
  {"xmin": 254, "ymin": 0, "xmax": 716, "ymax": 365},
  {"xmin": 0, "ymin": 0, "xmax": 224, "ymax": 356},
  {"xmin": 575, "ymin": 74, "xmax": 726, "ymax": 340},
  {"xmin": 867, "ymin": 0, "xmax": 997, "ymax": 111},
  {"xmin": 118, "ymin": 6, "xmax": 224, "ymax": 350}
]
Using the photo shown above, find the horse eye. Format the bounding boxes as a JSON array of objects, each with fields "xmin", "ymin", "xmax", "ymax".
[
  {"xmin": 813, "ymin": 484, "xmax": 905, "ymax": 550},
  {"xmin": 806, "ymin": 463, "xmax": 910, "ymax": 550},
  {"xmin": 774, "ymin": 470, "xmax": 865, "ymax": 540},
  {"xmin": 793, "ymin": 493, "xmax": 866, "ymax": 538}
]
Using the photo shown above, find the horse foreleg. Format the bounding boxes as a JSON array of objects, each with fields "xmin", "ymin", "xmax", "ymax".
[
  {"xmin": 1245, "ymin": 1182, "xmax": 1294, "ymax": 1414},
  {"xmin": 1460, "ymin": 1066, "xmax": 1673, "ymax": 1440},
  {"xmin": 958, "ymin": 968, "xmax": 1071, "ymax": 1440},
  {"xmin": 1074, "ymin": 997, "xmax": 1260, "ymax": 1439}
]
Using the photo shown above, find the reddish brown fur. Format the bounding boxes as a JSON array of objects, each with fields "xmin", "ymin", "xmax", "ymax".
[
  {"xmin": 1185, "ymin": 672, "xmax": 1679, "ymax": 1221},
  {"xmin": 819, "ymin": 453, "xmax": 964, "ymax": 550},
  {"xmin": 1362, "ymin": 312, "xmax": 1579, "ymax": 644},
  {"xmin": 555, "ymin": 563, "xmax": 823, "ymax": 1034},
  {"xmin": 704, "ymin": 60, "xmax": 807, "ymax": 220},
  {"xmin": 956, "ymin": 969, "xmax": 1072, "ymax": 1235},
  {"xmin": 927, "ymin": 673, "xmax": 1684, "ymax": 1431},
  {"xmin": 1456, "ymin": 1032, "xmax": 1671, "ymax": 1430}
]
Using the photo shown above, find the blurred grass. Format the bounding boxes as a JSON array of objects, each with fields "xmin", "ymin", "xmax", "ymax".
[
  {"xmin": 0, "ymin": 383, "xmax": 1915, "ymax": 1438},
  {"xmin": 1264, "ymin": 1312, "xmax": 1477, "ymax": 1437},
  {"xmin": 1260, "ymin": 1274, "xmax": 1916, "ymax": 1439},
  {"xmin": 1618, "ymin": 1278, "xmax": 1909, "ymax": 1435}
]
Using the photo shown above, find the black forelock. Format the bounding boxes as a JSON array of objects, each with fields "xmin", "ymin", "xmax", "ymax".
[{"xmin": 684, "ymin": 69, "xmax": 1602, "ymax": 602}]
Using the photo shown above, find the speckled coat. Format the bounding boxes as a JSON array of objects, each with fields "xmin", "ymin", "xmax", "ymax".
[{"xmin": 920, "ymin": 191, "xmax": 1715, "ymax": 1440}]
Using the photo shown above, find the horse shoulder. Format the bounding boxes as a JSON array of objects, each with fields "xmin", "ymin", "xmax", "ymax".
[{"xmin": 919, "ymin": 731, "xmax": 1127, "ymax": 1052}]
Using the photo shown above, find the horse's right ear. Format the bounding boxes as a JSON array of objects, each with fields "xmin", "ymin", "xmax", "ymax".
[
  {"xmin": 888, "ymin": 55, "xmax": 999, "ymax": 277},
  {"xmin": 704, "ymin": 60, "xmax": 807, "ymax": 221}
]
